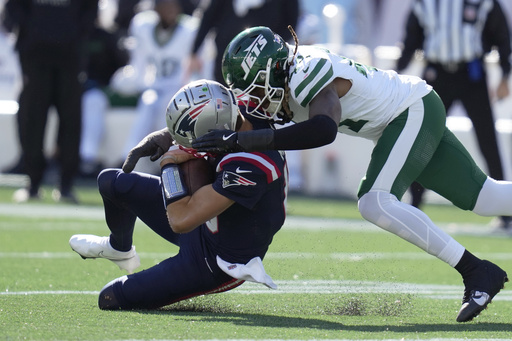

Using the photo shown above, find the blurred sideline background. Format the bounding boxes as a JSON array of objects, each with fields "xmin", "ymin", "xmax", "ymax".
[{"xmin": 0, "ymin": 0, "xmax": 511, "ymax": 205}]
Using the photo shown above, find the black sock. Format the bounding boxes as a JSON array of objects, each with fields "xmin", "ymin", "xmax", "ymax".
[{"xmin": 454, "ymin": 250, "xmax": 481, "ymax": 278}]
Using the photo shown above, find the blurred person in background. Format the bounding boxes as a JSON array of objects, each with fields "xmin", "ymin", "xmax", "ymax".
[
  {"xmin": 79, "ymin": 18, "xmax": 130, "ymax": 179},
  {"xmin": 4, "ymin": 0, "xmax": 98, "ymax": 203},
  {"xmin": 112, "ymin": 0, "xmax": 210, "ymax": 170},
  {"xmin": 186, "ymin": 0, "xmax": 299, "ymax": 84},
  {"xmin": 396, "ymin": 0, "xmax": 512, "ymax": 231}
]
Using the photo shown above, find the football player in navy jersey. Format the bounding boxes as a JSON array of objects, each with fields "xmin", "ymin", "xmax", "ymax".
[{"xmin": 69, "ymin": 79, "xmax": 287, "ymax": 310}]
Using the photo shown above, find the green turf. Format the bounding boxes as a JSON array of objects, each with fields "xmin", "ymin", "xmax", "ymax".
[{"xmin": 0, "ymin": 184, "xmax": 511, "ymax": 340}]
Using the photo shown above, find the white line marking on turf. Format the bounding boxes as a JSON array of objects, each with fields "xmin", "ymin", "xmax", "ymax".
[
  {"xmin": 2, "ymin": 280, "xmax": 511, "ymax": 301},
  {"xmin": 3, "ymin": 251, "xmax": 512, "ymax": 261},
  {"xmin": 0, "ymin": 203, "xmax": 499, "ymax": 235},
  {"xmin": 0, "ymin": 251, "xmax": 512, "ymax": 262}
]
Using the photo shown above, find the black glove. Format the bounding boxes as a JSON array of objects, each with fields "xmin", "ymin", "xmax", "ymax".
[
  {"xmin": 122, "ymin": 128, "xmax": 173, "ymax": 173},
  {"xmin": 191, "ymin": 129, "xmax": 244, "ymax": 153}
]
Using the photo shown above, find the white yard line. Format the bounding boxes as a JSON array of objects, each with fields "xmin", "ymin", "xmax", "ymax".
[
  {"xmin": 0, "ymin": 203, "xmax": 500, "ymax": 235},
  {"xmin": 2, "ymin": 251, "xmax": 512, "ymax": 261},
  {"xmin": 2, "ymin": 279, "xmax": 511, "ymax": 301}
]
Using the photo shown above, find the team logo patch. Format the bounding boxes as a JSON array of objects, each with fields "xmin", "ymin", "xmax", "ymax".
[
  {"xmin": 222, "ymin": 171, "xmax": 257, "ymax": 188},
  {"xmin": 175, "ymin": 100, "xmax": 210, "ymax": 140},
  {"xmin": 241, "ymin": 34, "xmax": 268, "ymax": 80}
]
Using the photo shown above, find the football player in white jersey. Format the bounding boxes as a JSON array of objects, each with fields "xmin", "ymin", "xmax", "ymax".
[
  {"xmin": 187, "ymin": 26, "xmax": 510, "ymax": 323},
  {"xmin": 116, "ymin": 0, "xmax": 211, "ymax": 164}
]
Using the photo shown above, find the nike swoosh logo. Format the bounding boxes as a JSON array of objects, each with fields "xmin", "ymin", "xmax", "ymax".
[
  {"xmin": 236, "ymin": 167, "xmax": 252, "ymax": 174},
  {"xmin": 222, "ymin": 133, "xmax": 236, "ymax": 141}
]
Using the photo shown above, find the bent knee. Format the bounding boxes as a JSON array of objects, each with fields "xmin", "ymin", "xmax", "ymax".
[
  {"xmin": 98, "ymin": 168, "xmax": 138, "ymax": 198},
  {"xmin": 358, "ymin": 191, "xmax": 397, "ymax": 224},
  {"xmin": 98, "ymin": 276, "xmax": 128, "ymax": 310}
]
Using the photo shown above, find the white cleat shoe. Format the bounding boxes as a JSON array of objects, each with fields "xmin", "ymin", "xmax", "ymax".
[{"xmin": 69, "ymin": 234, "xmax": 140, "ymax": 274}]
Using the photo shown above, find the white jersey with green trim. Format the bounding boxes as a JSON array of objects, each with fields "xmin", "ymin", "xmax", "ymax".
[
  {"xmin": 287, "ymin": 45, "xmax": 432, "ymax": 141},
  {"xmin": 128, "ymin": 10, "xmax": 199, "ymax": 92}
]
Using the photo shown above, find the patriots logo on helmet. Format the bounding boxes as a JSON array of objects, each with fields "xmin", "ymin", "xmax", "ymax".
[
  {"xmin": 175, "ymin": 100, "xmax": 211, "ymax": 141},
  {"xmin": 222, "ymin": 171, "xmax": 257, "ymax": 188}
]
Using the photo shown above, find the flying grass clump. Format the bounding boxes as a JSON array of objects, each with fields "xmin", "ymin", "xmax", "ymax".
[{"xmin": 325, "ymin": 294, "xmax": 413, "ymax": 316}]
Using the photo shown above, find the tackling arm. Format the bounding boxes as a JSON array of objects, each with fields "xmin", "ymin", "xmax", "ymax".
[{"xmin": 192, "ymin": 81, "xmax": 341, "ymax": 152}]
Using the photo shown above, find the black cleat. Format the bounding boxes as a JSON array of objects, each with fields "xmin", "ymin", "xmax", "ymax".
[{"xmin": 456, "ymin": 260, "xmax": 508, "ymax": 322}]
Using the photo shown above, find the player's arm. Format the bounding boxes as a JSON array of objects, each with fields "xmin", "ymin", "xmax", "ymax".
[
  {"xmin": 192, "ymin": 80, "xmax": 342, "ymax": 152},
  {"xmin": 122, "ymin": 128, "xmax": 173, "ymax": 173},
  {"xmin": 166, "ymin": 185, "xmax": 234, "ymax": 234},
  {"xmin": 271, "ymin": 80, "xmax": 341, "ymax": 150},
  {"xmin": 159, "ymin": 148, "xmax": 234, "ymax": 233}
]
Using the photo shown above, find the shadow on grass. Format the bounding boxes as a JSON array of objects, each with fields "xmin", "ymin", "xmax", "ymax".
[{"xmin": 138, "ymin": 309, "xmax": 511, "ymax": 333}]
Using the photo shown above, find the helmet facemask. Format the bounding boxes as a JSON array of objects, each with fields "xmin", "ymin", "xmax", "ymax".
[{"xmin": 236, "ymin": 57, "xmax": 291, "ymax": 124}]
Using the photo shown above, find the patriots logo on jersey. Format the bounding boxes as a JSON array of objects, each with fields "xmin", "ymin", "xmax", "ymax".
[
  {"xmin": 175, "ymin": 100, "xmax": 211, "ymax": 141},
  {"xmin": 222, "ymin": 171, "xmax": 257, "ymax": 188}
]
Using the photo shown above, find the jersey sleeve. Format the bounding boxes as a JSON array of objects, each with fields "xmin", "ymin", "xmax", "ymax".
[
  {"xmin": 212, "ymin": 152, "xmax": 282, "ymax": 210},
  {"xmin": 288, "ymin": 46, "xmax": 336, "ymax": 108}
]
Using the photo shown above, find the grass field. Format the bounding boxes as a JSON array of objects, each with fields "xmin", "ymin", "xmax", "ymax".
[{"xmin": 0, "ymin": 184, "xmax": 511, "ymax": 340}]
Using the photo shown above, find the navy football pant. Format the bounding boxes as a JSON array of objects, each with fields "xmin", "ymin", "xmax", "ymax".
[{"xmin": 96, "ymin": 169, "xmax": 243, "ymax": 310}]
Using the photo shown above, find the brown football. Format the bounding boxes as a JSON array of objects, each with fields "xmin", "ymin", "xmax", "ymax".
[{"xmin": 178, "ymin": 158, "xmax": 215, "ymax": 194}]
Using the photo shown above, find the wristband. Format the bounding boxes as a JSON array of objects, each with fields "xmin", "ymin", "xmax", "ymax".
[{"xmin": 161, "ymin": 164, "xmax": 189, "ymax": 207}]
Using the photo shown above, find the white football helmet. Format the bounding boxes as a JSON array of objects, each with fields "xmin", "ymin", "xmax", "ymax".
[{"xmin": 166, "ymin": 79, "xmax": 239, "ymax": 148}]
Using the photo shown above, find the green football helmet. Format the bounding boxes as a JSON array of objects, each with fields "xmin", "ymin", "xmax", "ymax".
[{"xmin": 222, "ymin": 26, "xmax": 290, "ymax": 122}]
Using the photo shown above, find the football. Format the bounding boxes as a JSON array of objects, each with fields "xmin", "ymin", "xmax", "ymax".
[{"xmin": 178, "ymin": 157, "xmax": 215, "ymax": 194}]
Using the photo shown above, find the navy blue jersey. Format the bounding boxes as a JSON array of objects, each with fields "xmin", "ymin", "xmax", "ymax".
[{"xmin": 202, "ymin": 150, "xmax": 287, "ymax": 264}]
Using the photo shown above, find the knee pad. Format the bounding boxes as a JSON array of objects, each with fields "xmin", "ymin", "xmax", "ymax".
[{"xmin": 98, "ymin": 276, "xmax": 128, "ymax": 310}]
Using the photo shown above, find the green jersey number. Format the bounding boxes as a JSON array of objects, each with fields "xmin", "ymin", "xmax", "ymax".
[
  {"xmin": 339, "ymin": 119, "xmax": 369, "ymax": 133},
  {"xmin": 342, "ymin": 57, "xmax": 377, "ymax": 78}
]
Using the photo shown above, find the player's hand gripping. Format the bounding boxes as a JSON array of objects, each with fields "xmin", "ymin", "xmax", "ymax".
[
  {"xmin": 191, "ymin": 129, "xmax": 244, "ymax": 153},
  {"xmin": 122, "ymin": 128, "xmax": 173, "ymax": 173},
  {"xmin": 159, "ymin": 147, "xmax": 196, "ymax": 167}
]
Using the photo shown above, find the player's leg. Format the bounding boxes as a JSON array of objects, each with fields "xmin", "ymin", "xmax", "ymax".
[
  {"xmin": 416, "ymin": 128, "xmax": 512, "ymax": 217},
  {"xmin": 54, "ymin": 58, "xmax": 82, "ymax": 196},
  {"xmin": 98, "ymin": 229, "xmax": 244, "ymax": 310},
  {"xmin": 96, "ymin": 168, "xmax": 181, "ymax": 247},
  {"xmin": 358, "ymin": 91, "xmax": 464, "ymax": 265},
  {"xmin": 460, "ymin": 65, "xmax": 504, "ymax": 181},
  {"xmin": 80, "ymin": 88, "xmax": 108, "ymax": 174},
  {"xmin": 358, "ymin": 91, "xmax": 507, "ymax": 322},
  {"xmin": 70, "ymin": 168, "xmax": 180, "ymax": 273},
  {"xmin": 17, "ymin": 56, "xmax": 53, "ymax": 196}
]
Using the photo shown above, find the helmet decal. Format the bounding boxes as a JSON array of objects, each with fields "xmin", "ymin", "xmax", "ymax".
[
  {"xmin": 166, "ymin": 79, "xmax": 239, "ymax": 148},
  {"xmin": 242, "ymin": 34, "xmax": 268, "ymax": 80},
  {"xmin": 188, "ymin": 100, "xmax": 210, "ymax": 120}
]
